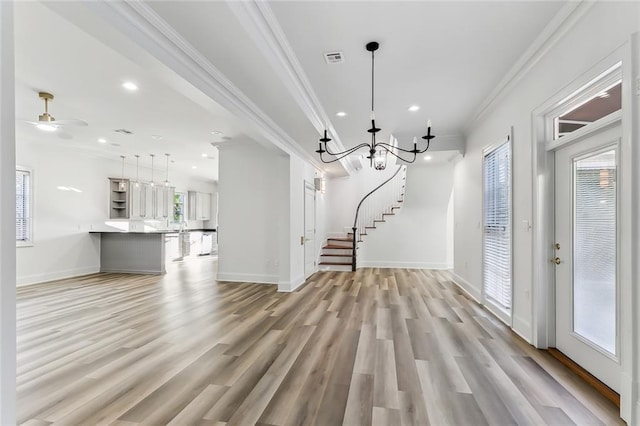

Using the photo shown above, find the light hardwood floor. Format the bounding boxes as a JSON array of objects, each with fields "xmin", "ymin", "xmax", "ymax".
[{"xmin": 17, "ymin": 258, "xmax": 622, "ymax": 425}]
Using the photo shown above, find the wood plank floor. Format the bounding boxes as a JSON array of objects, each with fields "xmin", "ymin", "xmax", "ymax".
[{"xmin": 17, "ymin": 258, "xmax": 622, "ymax": 425}]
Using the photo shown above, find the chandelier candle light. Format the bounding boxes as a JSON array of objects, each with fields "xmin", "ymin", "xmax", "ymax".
[{"xmin": 315, "ymin": 41, "xmax": 435, "ymax": 170}]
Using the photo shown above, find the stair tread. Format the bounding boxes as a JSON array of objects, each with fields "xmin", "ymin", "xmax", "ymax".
[
  {"xmin": 323, "ymin": 244, "xmax": 353, "ymax": 249},
  {"xmin": 373, "ymin": 220, "xmax": 386, "ymax": 222},
  {"xmin": 328, "ymin": 237, "xmax": 354, "ymax": 242},
  {"xmin": 321, "ymin": 253, "xmax": 354, "ymax": 257},
  {"xmin": 319, "ymin": 261, "xmax": 352, "ymax": 266}
]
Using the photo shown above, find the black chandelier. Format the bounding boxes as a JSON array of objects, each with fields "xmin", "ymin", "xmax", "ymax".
[{"xmin": 315, "ymin": 41, "xmax": 435, "ymax": 170}]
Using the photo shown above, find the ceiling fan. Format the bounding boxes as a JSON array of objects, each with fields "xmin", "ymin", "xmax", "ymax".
[{"xmin": 25, "ymin": 92, "xmax": 88, "ymax": 132}]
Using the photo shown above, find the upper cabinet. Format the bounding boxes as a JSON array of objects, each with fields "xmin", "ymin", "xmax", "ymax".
[
  {"xmin": 123, "ymin": 182, "xmax": 175, "ymax": 220},
  {"xmin": 188, "ymin": 191, "xmax": 212, "ymax": 221}
]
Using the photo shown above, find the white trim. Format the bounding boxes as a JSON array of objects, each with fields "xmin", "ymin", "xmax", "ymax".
[
  {"xmin": 278, "ymin": 274, "xmax": 306, "ymax": 293},
  {"xmin": 17, "ymin": 267, "xmax": 100, "ymax": 287},
  {"xmin": 357, "ymin": 261, "xmax": 450, "ymax": 270},
  {"xmin": 227, "ymin": 1, "xmax": 357, "ymax": 174},
  {"xmin": 468, "ymin": 1, "xmax": 594, "ymax": 128},
  {"xmin": 546, "ymin": 110, "xmax": 622, "ymax": 152},
  {"xmin": 450, "ymin": 272, "xmax": 482, "ymax": 303},
  {"xmin": 0, "ymin": 2, "xmax": 16, "ymax": 422},
  {"xmin": 512, "ymin": 316, "xmax": 533, "ymax": 344},
  {"xmin": 216, "ymin": 272, "xmax": 278, "ymax": 285},
  {"xmin": 86, "ymin": 1, "xmax": 328, "ymax": 174},
  {"xmin": 532, "ymin": 41, "xmax": 635, "ymax": 422},
  {"xmin": 484, "ymin": 298, "xmax": 512, "ymax": 327}
]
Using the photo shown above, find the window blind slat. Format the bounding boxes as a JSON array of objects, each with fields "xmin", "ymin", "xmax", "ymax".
[
  {"xmin": 483, "ymin": 141, "xmax": 511, "ymax": 311},
  {"xmin": 16, "ymin": 169, "xmax": 30, "ymax": 242}
]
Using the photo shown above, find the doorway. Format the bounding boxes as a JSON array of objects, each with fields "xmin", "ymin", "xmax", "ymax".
[
  {"xmin": 553, "ymin": 124, "xmax": 621, "ymax": 392},
  {"xmin": 304, "ymin": 182, "xmax": 316, "ymax": 279}
]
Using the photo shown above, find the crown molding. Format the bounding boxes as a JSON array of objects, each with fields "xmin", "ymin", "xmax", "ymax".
[
  {"xmin": 226, "ymin": 0, "xmax": 357, "ymax": 175},
  {"xmin": 85, "ymin": 1, "xmax": 326, "ymax": 172},
  {"xmin": 465, "ymin": 0, "xmax": 595, "ymax": 133}
]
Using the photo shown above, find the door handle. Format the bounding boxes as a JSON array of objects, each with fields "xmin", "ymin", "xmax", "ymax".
[{"xmin": 552, "ymin": 257, "xmax": 561, "ymax": 265}]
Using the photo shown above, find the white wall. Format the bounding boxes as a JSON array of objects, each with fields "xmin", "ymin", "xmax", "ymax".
[
  {"xmin": 454, "ymin": 0, "xmax": 639, "ymax": 340},
  {"xmin": 326, "ymin": 165, "xmax": 397, "ymax": 235},
  {"xmin": 16, "ymin": 138, "xmax": 216, "ymax": 285},
  {"xmin": 216, "ymin": 141, "xmax": 288, "ymax": 284},
  {"xmin": 358, "ymin": 164, "xmax": 453, "ymax": 269},
  {"xmin": 327, "ymin": 162, "xmax": 453, "ymax": 269},
  {"xmin": 452, "ymin": 2, "xmax": 640, "ymax": 421}
]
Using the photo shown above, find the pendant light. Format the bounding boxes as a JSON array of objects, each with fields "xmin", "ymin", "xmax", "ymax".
[
  {"xmin": 118, "ymin": 155, "xmax": 126, "ymax": 191},
  {"xmin": 149, "ymin": 154, "xmax": 155, "ymax": 187},
  {"xmin": 134, "ymin": 154, "xmax": 140, "ymax": 188},
  {"xmin": 164, "ymin": 153, "xmax": 170, "ymax": 187}
]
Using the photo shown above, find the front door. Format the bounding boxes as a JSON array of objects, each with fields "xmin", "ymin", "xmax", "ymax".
[
  {"xmin": 554, "ymin": 124, "xmax": 621, "ymax": 392},
  {"xmin": 304, "ymin": 182, "xmax": 316, "ymax": 279}
]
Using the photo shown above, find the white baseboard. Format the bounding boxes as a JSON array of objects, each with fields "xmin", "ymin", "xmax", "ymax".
[
  {"xmin": 17, "ymin": 266, "xmax": 100, "ymax": 287},
  {"xmin": 450, "ymin": 272, "xmax": 482, "ymax": 303},
  {"xmin": 278, "ymin": 274, "xmax": 306, "ymax": 292},
  {"xmin": 216, "ymin": 272, "xmax": 278, "ymax": 285},
  {"xmin": 512, "ymin": 315, "xmax": 532, "ymax": 344},
  {"xmin": 358, "ymin": 261, "xmax": 451, "ymax": 269}
]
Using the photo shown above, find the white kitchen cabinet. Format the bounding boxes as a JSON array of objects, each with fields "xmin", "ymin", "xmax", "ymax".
[
  {"xmin": 155, "ymin": 186, "xmax": 175, "ymax": 219},
  {"xmin": 188, "ymin": 191, "xmax": 212, "ymax": 221},
  {"xmin": 130, "ymin": 184, "xmax": 174, "ymax": 220}
]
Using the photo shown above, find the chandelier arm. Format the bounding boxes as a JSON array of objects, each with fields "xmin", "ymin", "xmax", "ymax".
[
  {"xmin": 324, "ymin": 142, "xmax": 371, "ymax": 157},
  {"xmin": 319, "ymin": 143, "xmax": 371, "ymax": 163},
  {"xmin": 374, "ymin": 142, "xmax": 428, "ymax": 155},
  {"xmin": 375, "ymin": 144, "xmax": 417, "ymax": 163}
]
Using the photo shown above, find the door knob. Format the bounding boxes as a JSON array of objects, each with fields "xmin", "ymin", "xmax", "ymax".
[
  {"xmin": 552, "ymin": 257, "xmax": 561, "ymax": 265},
  {"xmin": 554, "ymin": 243, "xmax": 560, "ymax": 250}
]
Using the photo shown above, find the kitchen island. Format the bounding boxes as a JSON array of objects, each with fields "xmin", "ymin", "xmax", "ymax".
[{"xmin": 90, "ymin": 229, "xmax": 216, "ymax": 274}]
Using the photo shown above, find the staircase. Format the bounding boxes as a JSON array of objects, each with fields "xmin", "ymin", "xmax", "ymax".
[{"xmin": 319, "ymin": 165, "xmax": 407, "ymax": 271}]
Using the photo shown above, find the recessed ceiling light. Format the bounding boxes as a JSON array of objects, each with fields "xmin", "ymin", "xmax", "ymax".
[
  {"xmin": 151, "ymin": 135, "xmax": 163, "ymax": 140},
  {"xmin": 122, "ymin": 81, "xmax": 139, "ymax": 91},
  {"xmin": 201, "ymin": 153, "xmax": 208, "ymax": 158},
  {"xmin": 192, "ymin": 165, "xmax": 197, "ymax": 169},
  {"xmin": 36, "ymin": 123, "xmax": 57, "ymax": 132},
  {"xmin": 211, "ymin": 131, "xmax": 223, "ymax": 136},
  {"xmin": 98, "ymin": 138, "xmax": 107, "ymax": 143},
  {"xmin": 424, "ymin": 155, "xmax": 432, "ymax": 161},
  {"xmin": 408, "ymin": 105, "xmax": 420, "ymax": 112},
  {"xmin": 57, "ymin": 186, "xmax": 70, "ymax": 191},
  {"xmin": 336, "ymin": 111, "xmax": 347, "ymax": 117}
]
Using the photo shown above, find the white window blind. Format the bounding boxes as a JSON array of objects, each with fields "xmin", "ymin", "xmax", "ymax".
[
  {"xmin": 483, "ymin": 139, "xmax": 511, "ymax": 311},
  {"xmin": 16, "ymin": 168, "xmax": 31, "ymax": 243}
]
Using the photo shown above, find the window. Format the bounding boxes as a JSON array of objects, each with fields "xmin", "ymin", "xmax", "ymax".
[
  {"xmin": 16, "ymin": 167, "xmax": 31, "ymax": 244},
  {"xmin": 483, "ymin": 138, "xmax": 511, "ymax": 316}
]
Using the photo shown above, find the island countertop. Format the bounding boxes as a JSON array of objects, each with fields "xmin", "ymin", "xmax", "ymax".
[{"xmin": 89, "ymin": 228, "xmax": 216, "ymax": 234}]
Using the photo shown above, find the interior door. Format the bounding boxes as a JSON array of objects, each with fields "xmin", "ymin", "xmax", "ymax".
[
  {"xmin": 554, "ymin": 124, "xmax": 621, "ymax": 392},
  {"xmin": 304, "ymin": 182, "xmax": 316, "ymax": 279}
]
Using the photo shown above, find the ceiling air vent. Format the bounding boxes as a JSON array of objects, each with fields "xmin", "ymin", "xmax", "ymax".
[
  {"xmin": 324, "ymin": 51, "xmax": 344, "ymax": 64},
  {"xmin": 114, "ymin": 128, "xmax": 133, "ymax": 135}
]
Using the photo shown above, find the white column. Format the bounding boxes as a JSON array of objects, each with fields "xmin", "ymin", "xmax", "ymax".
[{"xmin": 0, "ymin": 1, "xmax": 16, "ymax": 424}]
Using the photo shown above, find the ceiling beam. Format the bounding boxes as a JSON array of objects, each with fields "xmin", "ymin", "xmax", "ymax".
[
  {"xmin": 82, "ymin": 1, "xmax": 327, "ymax": 173},
  {"xmin": 226, "ymin": 0, "xmax": 358, "ymax": 175}
]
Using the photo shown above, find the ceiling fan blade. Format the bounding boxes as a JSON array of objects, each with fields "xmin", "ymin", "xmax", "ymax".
[{"xmin": 49, "ymin": 119, "xmax": 88, "ymax": 127}]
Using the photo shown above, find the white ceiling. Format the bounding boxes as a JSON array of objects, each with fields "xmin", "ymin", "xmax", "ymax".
[
  {"xmin": 14, "ymin": 1, "xmax": 567, "ymax": 179},
  {"xmin": 14, "ymin": 2, "xmax": 251, "ymax": 182}
]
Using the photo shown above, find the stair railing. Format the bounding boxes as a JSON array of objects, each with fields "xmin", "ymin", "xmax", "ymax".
[{"xmin": 351, "ymin": 165, "xmax": 406, "ymax": 271}]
